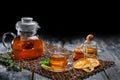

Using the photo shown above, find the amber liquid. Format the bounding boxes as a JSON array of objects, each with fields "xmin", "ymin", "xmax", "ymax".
[
  {"xmin": 50, "ymin": 54, "xmax": 67, "ymax": 71},
  {"xmin": 85, "ymin": 47, "xmax": 97, "ymax": 58},
  {"xmin": 73, "ymin": 48, "xmax": 84, "ymax": 61},
  {"xmin": 11, "ymin": 36, "xmax": 44, "ymax": 60}
]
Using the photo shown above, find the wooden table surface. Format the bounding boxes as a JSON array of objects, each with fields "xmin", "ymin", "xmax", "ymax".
[{"xmin": 0, "ymin": 34, "xmax": 120, "ymax": 80}]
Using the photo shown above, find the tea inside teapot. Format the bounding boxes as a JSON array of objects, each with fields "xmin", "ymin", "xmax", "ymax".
[{"xmin": 2, "ymin": 17, "xmax": 44, "ymax": 60}]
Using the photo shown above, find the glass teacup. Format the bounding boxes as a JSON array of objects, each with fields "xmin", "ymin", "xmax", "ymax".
[{"xmin": 50, "ymin": 52, "xmax": 68, "ymax": 71}]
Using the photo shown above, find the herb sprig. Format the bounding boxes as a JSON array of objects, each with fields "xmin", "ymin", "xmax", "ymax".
[
  {"xmin": 1, "ymin": 53, "xmax": 22, "ymax": 72},
  {"xmin": 39, "ymin": 58, "xmax": 50, "ymax": 66}
]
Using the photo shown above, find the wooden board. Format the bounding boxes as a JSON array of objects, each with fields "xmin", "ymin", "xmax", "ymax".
[
  {"xmin": 63, "ymin": 35, "xmax": 120, "ymax": 80},
  {"xmin": 99, "ymin": 36, "xmax": 120, "ymax": 80},
  {"xmin": 0, "ymin": 43, "xmax": 115, "ymax": 80}
]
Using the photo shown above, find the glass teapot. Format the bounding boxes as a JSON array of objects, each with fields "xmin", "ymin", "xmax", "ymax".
[{"xmin": 2, "ymin": 17, "xmax": 44, "ymax": 60}]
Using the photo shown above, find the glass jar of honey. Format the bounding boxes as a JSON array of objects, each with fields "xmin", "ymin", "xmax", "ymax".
[
  {"xmin": 73, "ymin": 46, "xmax": 84, "ymax": 61},
  {"xmin": 2, "ymin": 17, "xmax": 44, "ymax": 60},
  {"xmin": 83, "ymin": 40, "xmax": 98, "ymax": 58}
]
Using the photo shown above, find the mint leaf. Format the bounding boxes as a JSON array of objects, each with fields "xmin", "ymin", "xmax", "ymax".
[
  {"xmin": 1, "ymin": 53, "xmax": 22, "ymax": 72},
  {"xmin": 39, "ymin": 58, "xmax": 50, "ymax": 66}
]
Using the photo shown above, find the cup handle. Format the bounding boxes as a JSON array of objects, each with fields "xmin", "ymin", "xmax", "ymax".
[{"xmin": 2, "ymin": 32, "xmax": 16, "ymax": 52}]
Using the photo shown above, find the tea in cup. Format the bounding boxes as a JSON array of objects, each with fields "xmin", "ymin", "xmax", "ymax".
[{"xmin": 50, "ymin": 52, "xmax": 67, "ymax": 71}]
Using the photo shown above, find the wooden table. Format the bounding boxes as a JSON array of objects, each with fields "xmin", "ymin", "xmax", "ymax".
[{"xmin": 0, "ymin": 34, "xmax": 120, "ymax": 80}]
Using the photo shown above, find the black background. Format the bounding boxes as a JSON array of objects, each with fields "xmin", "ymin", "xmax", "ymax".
[{"xmin": 0, "ymin": 3, "xmax": 119, "ymax": 39}]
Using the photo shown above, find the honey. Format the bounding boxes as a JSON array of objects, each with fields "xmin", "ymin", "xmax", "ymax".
[
  {"xmin": 73, "ymin": 47, "xmax": 84, "ymax": 60},
  {"xmin": 83, "ymin": 34, "xmax": 98, "ymax": 58},
  {"xmin": 50, "ymin": 53, "xmax": 67, "ymax": 71},
  {"xmin": 11, "ymin": 36, "xmax": 44, "ymax": 60},
  {"xmin": 84, "ymin": 47, "xmax": 97, "ymax": 58}
]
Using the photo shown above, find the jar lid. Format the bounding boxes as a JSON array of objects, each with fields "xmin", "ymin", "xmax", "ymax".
[{"xmin": 16, "ymin": 17, "xmax": 40, "ymax": 31}]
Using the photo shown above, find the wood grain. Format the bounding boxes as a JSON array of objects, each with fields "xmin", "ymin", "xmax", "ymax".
[{"xmin": 0, "ymin": 34, "xmax": 120, "ymax": 80}]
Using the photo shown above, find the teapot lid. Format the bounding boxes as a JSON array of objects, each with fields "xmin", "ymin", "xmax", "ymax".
[{"xmin": 16, "ymin": 17, "xmax": 40, "ymax": 31}]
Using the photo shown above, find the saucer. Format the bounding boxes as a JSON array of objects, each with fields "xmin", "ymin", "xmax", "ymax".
[{"xmin": 41, "ymin": 64, "xmax": 72, "ymax": 72}]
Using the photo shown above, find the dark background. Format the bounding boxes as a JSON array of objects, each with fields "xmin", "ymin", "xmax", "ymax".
[{"xmin": 0, "ymin": 4, "xmax": 119, "ymax": 39}]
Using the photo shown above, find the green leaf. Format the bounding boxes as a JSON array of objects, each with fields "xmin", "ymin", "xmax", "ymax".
[
  {"xmin": 39, "ymin": 58, "xmax": 50, "ymax": 66},
  {"xmin": 2, "ymin": 53, "xmax": 11, "ymax": 60},
  {"xmin": 1, "ymin": 53, "xmax": 22, "ymax": 72}
]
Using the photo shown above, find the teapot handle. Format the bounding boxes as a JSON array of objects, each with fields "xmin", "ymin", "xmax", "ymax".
[{"xmin": 2, "ymin": 32, "xmax": 16, "ymax": 52}]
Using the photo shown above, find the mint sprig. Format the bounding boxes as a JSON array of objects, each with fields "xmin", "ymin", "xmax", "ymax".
[
  {"xmin": 39, "ymin": 58, "xmax": 50, "ymax": 66},
  {"xmin": 1, "ymin": 53, "xmax": 22, "ymax": 72}
]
